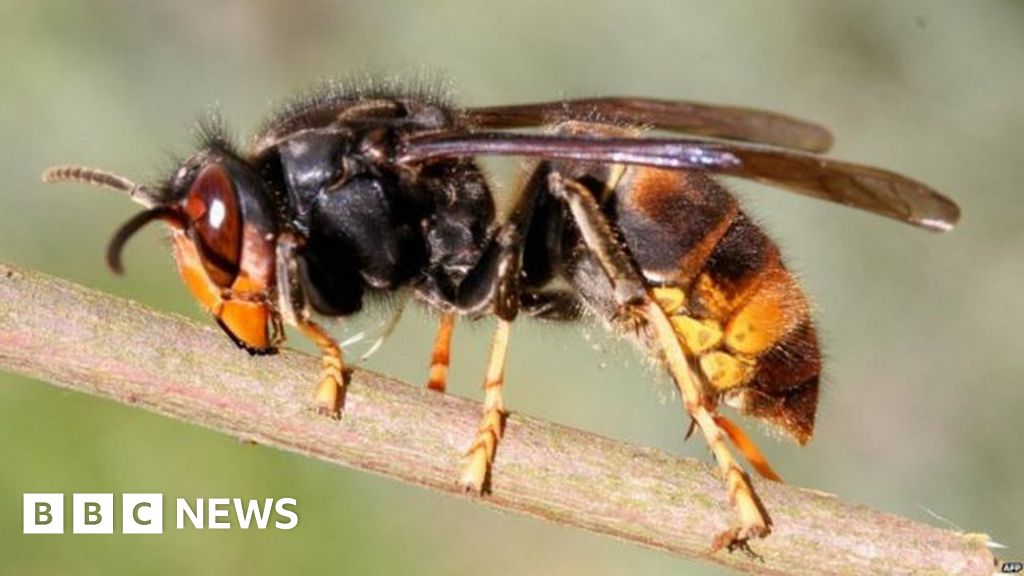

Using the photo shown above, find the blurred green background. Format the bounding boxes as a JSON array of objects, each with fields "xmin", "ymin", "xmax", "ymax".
[{"xmin": 1, "ymin": 1, "xmax": 1021, "ymax": 574}]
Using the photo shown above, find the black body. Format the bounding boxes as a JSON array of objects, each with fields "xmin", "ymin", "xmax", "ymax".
[
  {"xmin": 219, "ymin": 92, "xmax": 587, "ymax": 326},
  {"xmin": 238, "ymin": 93, "xmax": 701, "ymax": 328},
  {"xmin": 244, "ymin": 96, "xmax": 499, "ymax": 319}
]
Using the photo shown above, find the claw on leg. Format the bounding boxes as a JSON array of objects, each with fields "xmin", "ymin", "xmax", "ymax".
[
  {"xmin": 313, "ymin": 367, "xmax": 342, "ymax": 418},
  {"xmin": 299, "ymin": 319, "xmax": 345, "ymax": 418},
  {"xmin": 459, "ymin": 402, "xmax": 504, "ymax": 493},
  {"xmin": 712, "ymin": 528, "xmax": 765, "ymax": 560},
  {"xmin": 459, "ymin": 319, "xmax": 510, "ymax": 494}
]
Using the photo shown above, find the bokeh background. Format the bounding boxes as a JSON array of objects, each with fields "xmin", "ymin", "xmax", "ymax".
[{"xmin": 1, "ymin": 1, "xmax": 1021, "ymax": 574}]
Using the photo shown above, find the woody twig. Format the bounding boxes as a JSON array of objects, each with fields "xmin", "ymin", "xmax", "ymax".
[{"xmin": 0, "ymin": 262, "xmax": 996, "ymax": 576}]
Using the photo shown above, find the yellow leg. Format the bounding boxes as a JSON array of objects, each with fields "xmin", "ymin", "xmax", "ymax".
[
  {"xmin": 643, "ymin": 300, "xmax": 771, "ymax": 551},
  {"xmin": 426, "ymin": 313, "xmax": 456, "ymax": 392},
  {"xmin": 549, "ymin": 171, "xmax": 770, "ymax": 550},
  {"xmin": 298, "ymin": 319, "xmax": 345, "ymax": 419},
  {"xmin": 459, "ymin": 319, "xmax": 511, "ymax": 493}
]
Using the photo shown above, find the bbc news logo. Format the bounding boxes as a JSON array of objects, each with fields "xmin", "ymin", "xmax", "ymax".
[{"xmin": 23, "ymin": 494, "xmax": 298, "ymax": 534}]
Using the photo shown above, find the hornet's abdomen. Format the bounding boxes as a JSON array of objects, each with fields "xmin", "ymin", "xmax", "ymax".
[{"xmin": 616, "ymin": 167, "xmax": 821, "ymax": 444}]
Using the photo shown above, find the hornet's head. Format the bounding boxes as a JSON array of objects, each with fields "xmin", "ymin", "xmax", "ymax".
[{"xmin": 42, "ymin": 149, "xmax": 283, "ymax": 354}]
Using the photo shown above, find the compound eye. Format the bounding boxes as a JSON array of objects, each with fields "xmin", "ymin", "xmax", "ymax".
[{"xmin": 185, "ymin": 163, "xmax": 242, "ymax": 287}]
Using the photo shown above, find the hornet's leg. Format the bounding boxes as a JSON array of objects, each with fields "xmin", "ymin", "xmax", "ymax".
[
  {"xmin": 459, "ymin": 319, "xmax": 511, "ymax": 493},
  {"xmin": 276, "ymin": 232, "xmax": 347, "ymax": 419},
  {"xmin": 427, "ymin": 312, "xmax": 456, "ymax": 392},
  {"xmin": 547, "ymin": 172, "xmax": 771, "ymax": 551},
  {"xmin": 297, "ymin": 319, "xmax": 346, "ymax": 418},
  {"xmin": 443, "ymin": 170, "xmax": 538, "ymax": 492},
  {"xmin": 643, "ymin": 301, "xmax": 771, "ymax": 551}
]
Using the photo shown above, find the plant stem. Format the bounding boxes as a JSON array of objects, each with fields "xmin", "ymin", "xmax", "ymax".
[{"xmin": 0, "ymin": 262, "xmax": 996, "ymax": 575}]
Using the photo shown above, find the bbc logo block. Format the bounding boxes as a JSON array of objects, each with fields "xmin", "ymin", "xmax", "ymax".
[
  {"xmin": 122, "ymin": 494, "xmax": 163, "ymax": 534},
  {"xmin": 72, "ymin": 493, "xmax": 114, "ymax": 534},
  {"xmin": 23, "ymin": 494, "xmax": 64, "ymax": 534}
]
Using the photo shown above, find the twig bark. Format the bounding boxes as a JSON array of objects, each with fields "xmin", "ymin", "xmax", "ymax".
[{"xmin": 0, "ymin": 261, "xmax": 996, "ymax": 575}]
